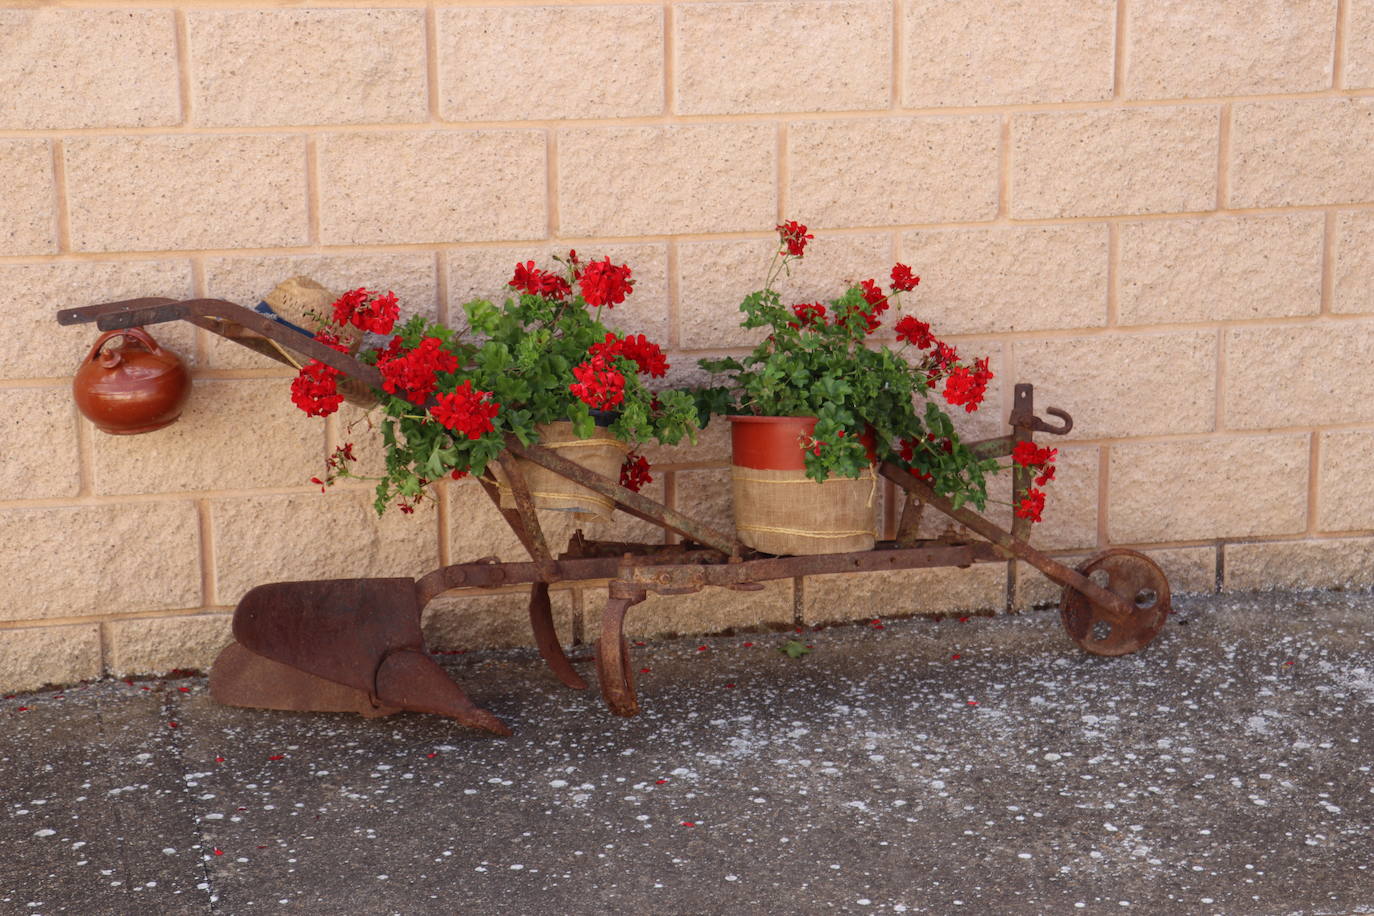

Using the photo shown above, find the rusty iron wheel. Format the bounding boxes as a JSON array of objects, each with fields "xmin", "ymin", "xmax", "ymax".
[{"xmin": 1059, "ymin": 548, "xmax": 1171, "ymax": 657}]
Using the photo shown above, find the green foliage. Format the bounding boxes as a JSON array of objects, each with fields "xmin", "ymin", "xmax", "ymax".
[
  {"xmin": 779, "ymin": 639, "xmax": 812, "ymax": 659},
  {"xmin": 692, "ymin": 241, "xmax": 999, "ymax": 509},
  {"xmin": 348, "ymin": 260, "xmax": 697, "ymax": 515}
]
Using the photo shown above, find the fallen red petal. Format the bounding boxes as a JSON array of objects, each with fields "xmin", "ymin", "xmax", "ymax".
[
  {"xmin": 168, "ymin": 721, "xmax": 179, "ymax": 728},
  {"xmin": 215, "ymin": 756, "xmax": 225, "ymax": 763},
  {"xmin": 681, "ymin": 821, "xmax": 695, "ymax": 827},
  {"xmin": 724, "ymin": 683, "xmax": 736, "ymax": 689},
  {"xmin": 16, "ymin": 706, "xmax": 28, "ymax": 712},
  {"xmin": 213, "ymin": 848, "xmax": 224, "ymax": 856},
  {"xmin": 268, "ymin": 754, "xmax": 285, "ymax": 761},
  {"xmin": 742, "ymin": 642, "xmax": 754, "ymax": 648},
  {"xmin": 656, "ymin": 779, "xmax": 667, "ymax": 784},
  {"xmin": 639, "ymin": 667, "xmax": 651, "ymax": 674},
  {"xmin": 178, "ymin": 686, "xmax": 191, "ymax": 693},
  {"xmin": 951, "ymin": 653, "xmax": 961, "ymax": 660},
  {"xmin": 967, "ymin": 700, "xmax": 979, "ymax": 706},
  {"xmin": 697, "ymin": 645, "xmax": 708, "ymax": 651}
]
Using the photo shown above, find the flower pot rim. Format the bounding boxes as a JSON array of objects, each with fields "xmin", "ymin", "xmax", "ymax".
[{"xmin": 725, "ymin": 413, "xmax": 817, "ymax": 424}]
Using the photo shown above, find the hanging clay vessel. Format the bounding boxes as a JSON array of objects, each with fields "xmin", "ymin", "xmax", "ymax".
[{"xmin": 72, "ymin": 327, "xmax": 190, "ymax": 434}]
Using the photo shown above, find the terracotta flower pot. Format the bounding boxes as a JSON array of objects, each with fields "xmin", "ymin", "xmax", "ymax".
[
  {"xmin": 72, "ymin": 327, "xmax": 190, "ymax": 435},
  {"xmin": 726, "ymin": 415, "xmax": 877, "ymax": 556}
]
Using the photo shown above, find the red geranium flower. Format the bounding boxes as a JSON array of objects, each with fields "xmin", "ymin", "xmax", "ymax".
[
  {"xmin": 377, "ymin": 337, "xmax": 458, "ymax": 406},
  {"xmin": 617, "ymin": 334, "xmax": 669, "ymax": 378},
  {"xmin": 776, "ymin": 220, "xmax": 813, "ymax": 258},
  {"xmin": 579, "ymin": 257, "xmax": 634, "ymax": 308},
  {"xmin": 620, "ymin": 453, "xmax": 652, "ymax": 492},
  {"xmin": 1011, "ymin": 441, "xmax": 1057, "ymax": 469},
  {"xmin": 894, "ymin": 315, "xmax": 933, "ymax": 348},
  {"xmin": 332, "ymin": 288, "xmax": 399, "ymax": 335},
  {"xmin": 789, "ymin": 302, "xmax": 827, "ymax": 329},
  {"xmin": 942, "ymin": 357, "xmax": 992, "ymax": 413},
  {"xmin": 890, "ymin": 263, "xmax": 920, "ymax": 292},
  {"xmin": 569, "ymin": 353, "xmax": 626, "ymax": 410},
  {"xmin": 431, "ymin": 380, "xmax": 500, "ymax": 440},
  {"xmin": 1015, "ymin": 487, "xmax": 1047, "ymax": 523},
  {"xmin": 509, "ymin": 261, "xmax": 572, "ymax": 300},
  {"xmin": 289, "ymin": 360, "xmax": 343, "ymax": 417}
]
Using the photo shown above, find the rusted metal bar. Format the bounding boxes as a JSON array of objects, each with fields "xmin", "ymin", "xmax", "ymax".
[
  {"xmin": 596, "ymin": 581, "xmax": 647, "ymax": 717},
  {"xmin": 895, "ymin": 491, "xmax": 925, "ymax": 546},
  {"xmin": 507, "ymin": 438, "xmax": 744, "ymax": 557},
  {"xmin": 528, "ymin": 582, "xmax": 587, "ymax": 690},
  {"xmin": 474, "ymin": 471, "xmax": 547, "ymax": 563},
  {"xmin": 967, "ymin": 434, "xmax": 1016, "ymax": 460},
  {"xmin": 620, "ymin": 542, "xmax": 1000, "ymax": 592},
  {"xmin": 495, "ymin": 454, "xmax": 559, "ymax": 581},
  {"xmin": 1010, "ymin": 384, "xmax": 1036, "ymax": 546},
  {"xmin": 58, "ymin": 298, "xmax": 386, "ymax": 390},
  {"xmin": 879, "ymin": 461, "xmax": 1138, "ymax": 627},
  {"xmin": 414, "ymin": 557, "xmax": 604, "ymax": 602}
]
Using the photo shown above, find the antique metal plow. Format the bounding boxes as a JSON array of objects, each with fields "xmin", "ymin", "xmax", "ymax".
[{"xmin": 58, "ymin": 297, "xmax": 1172, "ymax": 734}]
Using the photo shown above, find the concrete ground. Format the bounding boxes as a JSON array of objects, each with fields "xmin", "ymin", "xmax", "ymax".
[{"xmin": 2, "ymin": 589, "xmax": 1373, "ymax": 916}]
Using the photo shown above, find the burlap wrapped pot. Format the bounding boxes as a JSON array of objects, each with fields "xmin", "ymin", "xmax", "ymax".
[
  {"xmin": 728, "ymin": 415, "xmax": 877, "ymax": 556},
  {"xmin": 497, "ymin": 421, "xmax": 630, "ymax": 524}
]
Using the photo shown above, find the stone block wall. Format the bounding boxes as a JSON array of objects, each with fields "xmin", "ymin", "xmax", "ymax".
[{"xmin": 2, "ymin": 2, "xmax": 1372, "ymax": 690}]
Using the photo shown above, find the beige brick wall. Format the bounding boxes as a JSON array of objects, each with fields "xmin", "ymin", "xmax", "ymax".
[{"xmin": 2, "ymin": 2, "xmax": 1371, "ymax": 690}]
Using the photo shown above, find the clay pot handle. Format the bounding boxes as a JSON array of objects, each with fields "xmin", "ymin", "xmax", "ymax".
[{"xmin": 85, "ymin": 326, "xmax": 162, "ymax": 369}]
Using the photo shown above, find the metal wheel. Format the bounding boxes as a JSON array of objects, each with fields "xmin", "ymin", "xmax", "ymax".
[{"xmin": 1060, "ymin": 548, "xmax": 1171, "ymax": 657}]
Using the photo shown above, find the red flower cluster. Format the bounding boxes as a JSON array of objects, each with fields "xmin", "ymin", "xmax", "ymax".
[
  {"xmin": 579, "ymin": 257, "xmax": 634, "ymax": 308},
  {"xmin": 313, "ymin": 328, "xmax": 351, "ymax": 353},
  {"xmin": 1012, "ymin": 440, "xmax": 1058, "ymax": 486},
  {"xmin": 776, "ymin": 220, "xmax": 813, "ymax": 258},
  {"xmin": 289, "ymin": 360, "xmax": 343, "ymax": 417},
  {"xmin": 924, "ymin": 341, "xmax": 962, "ymax": 388},
  {"xmin": 620, "ymin": 453, "xmax": 652, "ymax": 492},
  {"xmin": 431, "ymin": 380, "xmax": 500, "ymax": 439},
  {"xmin": 890, "ymin": 263, "xmax": 920, "ymax": 292},
  {"xmin": 332, "ymin": 288, "xmax": 399, "ymax": 335},
  {"xmin": 856, "ymin": 279, "xmax": 890, "ymax": 333},
  {"xmin": 1015, "ymin": 487, "xmax": 1047, "ymax": 523},
  {"xmin": 377, "ymin": 336, "xmax": 458, "ymax": 405},
  {"xmin": 789, "ymin": 302, "xmax": 827, "ymax": 329},
  {"xmin": 588, "ymin": 332, "xmax": 669, "ymax": 378},
  {"xmin": 894, "ymin": 315, "xmax": 933, "ymax": 348},
  {"xmin": 1011, "ymin": 441, "xmax": 1056, "ymax": 522},
  {"xmin": 569, "ymin": 353, "xmax": 626, "ymax": 409},
  {"xmin": 942, "ymin": 357, "xmax": 993, "ymax": 412},
  {"xmin": 509, "ymin": 261, "xmax": 571, "ymax": 300}
]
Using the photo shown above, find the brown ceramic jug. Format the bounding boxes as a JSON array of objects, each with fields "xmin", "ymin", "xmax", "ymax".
[{"xmin": 72, "ymin": 327, "xmax": 190, "ymax": 434}]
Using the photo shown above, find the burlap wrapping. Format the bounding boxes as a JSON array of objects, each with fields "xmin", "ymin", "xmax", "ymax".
[
  {"xmin": 731, "ymin": 465, "xmax": 878, "ymax": 555},
  {"xmin": 264, "ymin": 276, "xmax": 377, "ymax": 409},
  {"xmin": 497, "ymin": 422, "xmax": 630, "ymax": 523}
]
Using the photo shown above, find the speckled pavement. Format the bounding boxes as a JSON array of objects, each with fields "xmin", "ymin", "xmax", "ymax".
[{"xmin": 3, "ymin": 590, "xmax": 1373, "ymax": 915}]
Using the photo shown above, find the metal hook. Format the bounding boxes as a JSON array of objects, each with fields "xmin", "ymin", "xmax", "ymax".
[{"xmin": 1031, "ymin": 407, "xmax": 1073, "ymax": 436}]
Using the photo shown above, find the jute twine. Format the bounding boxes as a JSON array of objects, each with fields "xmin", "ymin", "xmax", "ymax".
[
  {"xmin": 497, "ymin": 422, "xmax": 630, "ymax": 523},
  {"xmin": 731, "ymin": 465, "xmax": 878, "ymax": 555}
]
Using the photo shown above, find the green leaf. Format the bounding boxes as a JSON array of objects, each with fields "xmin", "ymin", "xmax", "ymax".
[{"xmin": 779, "ymin": 640, "xmax": 812, "ymax": 659}]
